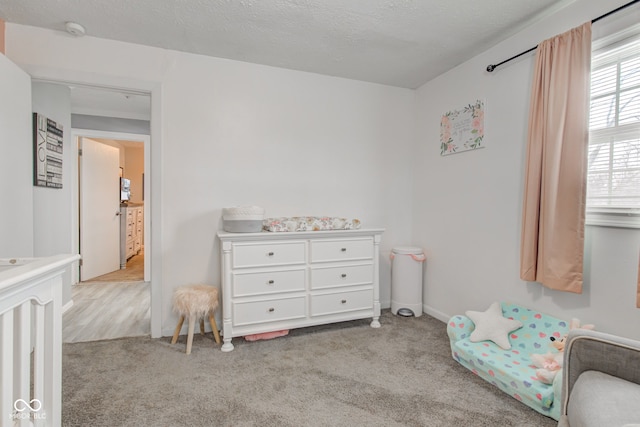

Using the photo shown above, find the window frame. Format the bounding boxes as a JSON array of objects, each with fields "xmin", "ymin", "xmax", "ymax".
[{"xmin": 586, "ymin": 25, "xmax": 640, "ymax": 229}]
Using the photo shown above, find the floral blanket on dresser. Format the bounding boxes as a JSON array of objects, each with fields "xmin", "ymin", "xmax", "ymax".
[
  {"xmin": 263, "ymin": 216, "xmax": 361, "ymax": 232},
  {"xmin": 447, "ymin": 302, "xmax": 569, "ymax": 420}
]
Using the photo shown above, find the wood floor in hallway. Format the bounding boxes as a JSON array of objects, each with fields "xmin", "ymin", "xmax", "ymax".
[
  {"xmin": 63, "ymin": 280, "xmax": 150, "ymax": 343},
  {"xmin": 63, "ymin": 250, "xmax": 149, "ymax": 343},
  {"xmin": 89, "ymin": 250, "xmax": 144, "ymax": 282}
]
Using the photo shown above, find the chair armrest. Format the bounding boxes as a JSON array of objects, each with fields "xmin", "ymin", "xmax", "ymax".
[
  {"xmin": 560, "ymin": 329, "xmax": 640, "ymax": 417},
  {"xmin": 447, "ymin": 314, "xmax": 474, "ymax": 343}
]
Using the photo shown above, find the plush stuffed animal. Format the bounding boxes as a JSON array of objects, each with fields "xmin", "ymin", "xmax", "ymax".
[
  {"xmin": 531, "ymin": 318, "xmax": 595, "ymax": 384},
  {"xmin": 549, "ymin": 318, "xmax": 595, "ymax": 352},
  {"xmin": 531, "ymin": 351, "xmax": 564, "ymax": 384}
]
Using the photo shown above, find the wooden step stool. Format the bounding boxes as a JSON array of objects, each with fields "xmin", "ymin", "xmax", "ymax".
[{"xmin": 171, "ymin": 284, "xmax": 222, "ymax": 354}]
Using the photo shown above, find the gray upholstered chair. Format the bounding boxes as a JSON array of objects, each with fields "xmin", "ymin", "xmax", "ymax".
[{"xmin": 558, "ymin": 329, "xmax": 640, "ymax": 426}]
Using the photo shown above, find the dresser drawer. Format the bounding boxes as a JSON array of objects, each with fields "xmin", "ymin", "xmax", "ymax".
[
  {"xmin": 310, "ymin": 263, "xmax": 373, "ymax": 290},
  {"xmin": 233, "ymin": 296, "xmax": 306, "ymax": 326},
  {"xmin": 311, "ymin": 289, "xmax": 373, "ymax": 317},
  {"xmin": 126, "ymin": 241, "xmax": 135, "ymax": 258},
  {"xmin": 233, "ymin": 241, "xmax": 306, "ymax": 268},
  {"xmin": 310, "ymin": 238, "xmax": 373, "ymax": 263},
  {"xmin": 233, "ymin": 268, "xmax": 306, "ymax": 297}
]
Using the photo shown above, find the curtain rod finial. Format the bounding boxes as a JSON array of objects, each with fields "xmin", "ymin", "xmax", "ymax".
[{"xmin": 486, "ymin": 64, "xmax": 496, "ymax": 72}]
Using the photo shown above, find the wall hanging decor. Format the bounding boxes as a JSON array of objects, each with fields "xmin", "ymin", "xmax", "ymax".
[
  {"xmin": 33, "ymin": 113, "xmax": 63, "ymax": 188},
  {"xmin": 440, "ymin": 100, "xmax": 485, "ymax": 156}
]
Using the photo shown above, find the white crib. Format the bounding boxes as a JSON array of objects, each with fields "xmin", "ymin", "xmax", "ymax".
[{"xmin": 0, "ymin": 254, "xmax": 79, "ymax": 427}]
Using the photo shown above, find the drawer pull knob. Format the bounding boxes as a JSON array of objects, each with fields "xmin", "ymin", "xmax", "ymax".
[
  {"xmin": 268, "ymin": 252, "xmax": 275, "ymax": 256},
  {"xmin": 341, "ymin": 299, "xmax": 347, "ymax": 304},
  {"xmin": 268, "ymin": 307, "xmax": 275, "ymax": 312},
  {"xmin": 341, "ymin": 274, "xmax": 347, "ymax": 278},
  {"xmin": 341, "ymin": 248, "xmax": 347, "ymax": 252},
  {"xmin": 268, "ymin": 280, "xmax": 275, "ymax": 284}
]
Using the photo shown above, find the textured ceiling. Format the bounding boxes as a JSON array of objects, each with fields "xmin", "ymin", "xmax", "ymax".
[{"xmin": 1, "ymin": 0, "xmax": 572, "ymax": 90}]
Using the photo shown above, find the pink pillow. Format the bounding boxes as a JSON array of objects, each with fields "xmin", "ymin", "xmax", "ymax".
[{"xmin": 243, "ymin": 330, "xmax": 289, "ymax": 341}]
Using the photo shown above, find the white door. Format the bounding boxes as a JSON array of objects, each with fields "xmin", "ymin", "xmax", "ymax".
[
  {"xmin": 80, "ymin": 137, "xmax": 121, "ymax": 280},
  {"xmin": 0, "ymin": 54, "xmax": 34, "ymax": 257}
]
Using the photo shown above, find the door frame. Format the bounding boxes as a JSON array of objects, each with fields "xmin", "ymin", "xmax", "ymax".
[
  {"xmin": 73, "ymin": 130, "xmax": 151, "ymax": 283},
  {"xmin": 26, "ymin": 74, "xmax": 164, "ymax": 339}
]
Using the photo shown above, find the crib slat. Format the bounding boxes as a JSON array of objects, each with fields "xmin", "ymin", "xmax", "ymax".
[
  {"xmin": 1, "ymin": 310, "xmax": 14, "ymax": 427},
  {"xmin": 43, "ymin": 276, "xmax": 63, "ymax": 425},
  {"xmin": 14, "ymin": 301, "xmax": 31, "ymax": 427},
  {"xmin": 33, "ymin": 303, "xmax": 45, "ymax": 427}
]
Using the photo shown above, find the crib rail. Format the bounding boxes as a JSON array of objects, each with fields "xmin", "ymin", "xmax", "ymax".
[{"xmin": 0, "ymin": 254, "xmax": 79, "ymax": 427}]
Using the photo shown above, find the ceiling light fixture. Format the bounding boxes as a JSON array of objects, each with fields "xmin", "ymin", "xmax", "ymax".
[{"xmin": 65, "ymin": 22, "xmax": 86, "ymax": 37}]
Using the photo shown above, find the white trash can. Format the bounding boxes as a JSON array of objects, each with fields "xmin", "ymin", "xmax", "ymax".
[{"xmin": 390, "ymin": 246, "xmax": 425, "ymax": 317}]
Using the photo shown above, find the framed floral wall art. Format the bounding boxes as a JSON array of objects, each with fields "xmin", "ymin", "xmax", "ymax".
[{"xmin": 440, "ymin": 100, "xmax": 485, "ymax": 156}]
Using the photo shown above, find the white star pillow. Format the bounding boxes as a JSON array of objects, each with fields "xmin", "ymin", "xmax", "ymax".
[{"xmin": 465, "ymin": 302, "xmax": 523, "ymax": 350}]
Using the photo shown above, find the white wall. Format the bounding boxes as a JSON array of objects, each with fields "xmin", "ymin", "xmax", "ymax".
[
  {"xmin": 0, "ymin": 53, "xmax": 33, "ymax": 258},
  {"xmin": 413, "ymin": 0, "xmax": 640, "ymax": 340},
  {"xmin": 31, "ymin": 82, "xmax": 74, "ymax": 305},
  {"xmin": 6, "ymin": 25, "xmax": 415, "ymax": 336}
]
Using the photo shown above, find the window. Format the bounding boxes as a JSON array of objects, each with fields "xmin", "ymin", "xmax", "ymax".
[{"xmin": 587, "ymin": 29, "xmax": 640, "ymax": 228}]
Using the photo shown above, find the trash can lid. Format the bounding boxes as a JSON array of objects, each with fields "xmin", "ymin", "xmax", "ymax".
[{"xmin": 392, "ymin": 246, "xmax": 423, "ymax": 255}]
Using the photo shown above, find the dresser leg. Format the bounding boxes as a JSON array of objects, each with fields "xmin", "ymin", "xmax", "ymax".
[
  {"xmin": 370, "ymin": 317, "xmax": 381, "ymax": 328},
  {"xmin": 221, "ymin": 338, "xmax": 234, "ymax": 352}
]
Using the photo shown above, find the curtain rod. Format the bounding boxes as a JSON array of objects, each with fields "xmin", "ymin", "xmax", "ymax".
[{"xmin": 486, "ymin": 0, "xmax": 640, "ymax": 72}]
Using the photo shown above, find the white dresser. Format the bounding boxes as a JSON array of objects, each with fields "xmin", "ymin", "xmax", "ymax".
[
  {"xmin": 218, "ymin": 228, "xmax": 384, "ymax": 352},
  {"xmin": 120, "ymin": 204, "xmax": 143, "ymax": 268}
]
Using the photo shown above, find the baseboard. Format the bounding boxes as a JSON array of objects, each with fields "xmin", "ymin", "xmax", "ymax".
[
  {"xmin": 62, "ymin": 299, "xmax": 74, "ymax": 314},
  {"xmin": 423, "ymin": 304, "xmax": 449, "ymax": 323}
]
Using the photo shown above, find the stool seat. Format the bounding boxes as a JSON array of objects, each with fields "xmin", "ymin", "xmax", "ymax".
[{"xmin": 171, "ymin": 284, "xmax": 221, "ymax": 354}]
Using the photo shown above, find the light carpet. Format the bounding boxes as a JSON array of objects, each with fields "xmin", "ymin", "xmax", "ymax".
[{"xmin": 62, "ymin": 311, "xmax": 556, "ymax": 426}]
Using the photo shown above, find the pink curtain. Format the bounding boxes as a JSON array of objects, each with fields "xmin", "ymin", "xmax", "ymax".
[
  {"xmin": 520, "ymin": 22, "xmax": 592, "ymax": 293},
  {"xmin": 0, "ymin": 19, "xmax": 5, "ymax": 55}
]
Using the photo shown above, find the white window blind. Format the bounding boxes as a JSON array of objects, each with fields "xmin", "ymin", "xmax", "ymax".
[{"xmin": 587, "ymin": 32, "xmax": 640, "ymax": 219}]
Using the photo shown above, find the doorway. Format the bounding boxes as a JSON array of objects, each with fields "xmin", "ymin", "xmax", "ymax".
[
  {"xmin": 79, "ymin": 135, "xmax": 147, "ymax": 282},
  {"xmin": 59, "ymin": 81, "xmax": 153, "ymax": 342},
  {"xmin": 29, "ymin": 76, "xmax": 162, "ymax": 340},
  {"xmin": 64, "ymin": 128, "xmax": 151, "ymax": 343}
]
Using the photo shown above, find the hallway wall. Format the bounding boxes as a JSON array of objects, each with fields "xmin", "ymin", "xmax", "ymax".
[{"xmin": 32, "ymin": 82, "xmax": 74, "ymax": 305}]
